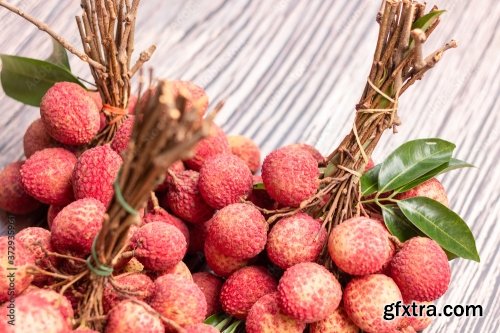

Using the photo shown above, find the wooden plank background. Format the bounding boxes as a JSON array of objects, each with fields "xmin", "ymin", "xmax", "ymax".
[{"xmin": 0, "ymin": 1, "xmax": 498, "ymax": 332}]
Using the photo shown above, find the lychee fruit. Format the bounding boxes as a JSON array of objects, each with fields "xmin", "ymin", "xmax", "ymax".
[
  {"xmin": 0, "ymin": 293, "xmax": 70, "ymax": 333},
  {"xmin": 130, "ymin": 222, "xmax": 187, "ymax": 271},
  {"xmin": 396, "ymin": 177, "xmax": 449, "ymax": 206},
  {"xmin": 24, "ymin": 288, "xmax": 74, "ymax": 325},
  {"xmin": 156, "ymin": 159, "xmax": 185, "ymax": 191},
  {"xmin": 278, "ymin": 262, "xmax": 342, "ymax": 323},
  {"xmin": 285, "ymin": 143, "xmax": 325, "ymax": 165},
  {"xmin": 204, "ymin": 239, "xmax": 248, "ymax": 277},
  {"xmin": 20, "ymin": 147, "xmax": 77, "ymax": 205},
  {"xmin": 105, "ymin": 300, "xmax": 164, "ymax": 333},
  {"xmin": 262, "ymin": 146, "xmax": 319, "ymax": 207},
  {"xmin": 103, "ymin": 272, "xmax": 154, "ymax": 312},
  {"xmin": 192, "ymin": 272, "xmax": 223, "ymax": 316},
  {"xmin": 199, "ymin": 154, "xmax": 253, "ymax": 209},
  {"xmin": 111, "ymin": 115, "xmax": 135, "ymax": 154},
  {"xmin": 149, "ymin": 274, "xmax": 207, "ymax": 328},
  {"xmin": 0, "ymin": 161, "xmax": 41, "ymax": 214},
  {"xmin": 266, "ymin": 212, "xmax": 326, "ymax": 269},
  {"xmin": 40, "ymin": 82, "xmax": 100, "ymax": 145},
  {"xmin": 172, "ymin": 80, "xmax": 209, "ymax": 118},
  {"xmin": 47, "ymin": 204, "xmax": 65, "ymax": 229},
  {"xmin": 23, "ymin": 118, "xmax": 59, "ymax": 158},
  {"xmin": 343, "ymin": 274, "xmax": 403, "ymax": 333},
  {"xmin": 160, "ymin": 261, "xmax": 193, "ymax": 281},
  {"xmin": 228, "ymin": 135, "xmax": 261, "ymax": 173},
  {"xmin": 185, "ymin": 323, "xmax": 219, "ymax": 333},
  {"xmin": 143, "ymin": 206, "xmax": 190, "ymax": 246},
  {"xmin": 127, "ymin": 94, "xmax": 138, "ymax": 114},
  {"xmin": 50, "ymin": 198, "xmax": 105, "ymax": 257},
  {"xmin": 220, "ymin": 266, "xmax": 278, "ymax": 319},
  {"xmin": 309, "ymin": 306, "xmax": 359, "ymax": 333},
  {"xmin": 87, "ymin": 90, "xmax": 103, "ymax": 111},
  {"xmin": 72, "ymin": 144, "xmax": 123, "ymax": 206},
  {"xmin": 399, "ymin": 301, "xmax": 433, "ymax": 331},
  {"xmin": 388, "ymin": 237, "xmax": 451, "ymax": 302},
  {"xmin": 16, "ymin": 227, "xmax": 54, "ymax": 284},
  {"xmin": 162, "ymin": 170, "xmax": 214, "ymax": 224},
  {"xmin": 328, "ymin": 217, "xmax": 394, "ymax": 276},
  {"xmin": 0, "ymin": 237, "xmax": 34, "ymax": 302},
  {"xmin": 184, "ymin": 124, "xmax": 230, "ymax": 171},
  {"xmin": 246, "ymin": 292, "xmax": 306, "ymax": 333},
  {"xmin": 206, "ymin": 203, "xmax": 267, "ymax": 259}
]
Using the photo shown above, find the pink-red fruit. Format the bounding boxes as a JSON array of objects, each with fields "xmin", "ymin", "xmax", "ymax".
[
  {"xmin": 285, "ymin": 143, "xmax": 325, "ymax": 165},
  {"xmin": 204, "ymin": 240, "xmax": 248, "ymax": 277},
  {"xmin": 24, "ymin": 288, "xmax": 74, "ymax": 325},
  {"xmin": 0, "ymin": 237, "xmax": 34, "ymax": 302},
  {"xmin": 103, "ymin": 273, "xmax": 154, "ymax": 312},
  {"xmin": 388, "ymin": 237, "xmax": 451, "ymax": 302},
  {"xmin": 23, "ymin": 118, "xmax": 58, "ymax": 158},
  {"xmin": 105, "ymin": 300, "xmax": 164, "ymax": 333},
  {"xmin": 185, "ymin": 323, "xmax": 219, "ymax": 333},
  {"xmin": 192, "ymin": 272, "xmax": 223, "ymax": 316},
  {"xmin": 228, "ymin": 135, "xmax": 261, "ymax": 173},
  {"xmin": 40, "ymin": 82, "xmax": 100, "ymax": 145},
  {"xmin": 262, "ymin": 146, "xmax": 319, "ymax": 207},
  {"xmin": 16, "ymin": 227, "xmax": 53, "ymax": 284},
  {"xmin": 328, "ymin": 217, "xmax": 394, "ymax": 275},
  {"xmin": 143, "ymin": 206, "xmax": 190, "ymax": 245},
  {"xmin": 309, "ymin": 306, "xmax": 359, "ymax": 333},
  {"xmin": 111, "ymin": 115, "xmax": 135, "ymax": 154},
  {"xmin": 184, "ymin": 124, "xmax": 229, "ymax": 171},
  {"xmin": 396, "ymin": 177, "xmax": 449, "ymax": 206},
  {"xmin": 21, "ymin": 148, "xmax": 77, "ymax": 205},
  {"xmin": 0, "ymin": 161, "xmax": 41, "ymax": 214},
  {"xmin": 344, "ymin": 274, "xmax": 403, "ymax": 333},
  {"xmin": 278, "ymin": 262, "xmax": 342, "ymax": 323}
]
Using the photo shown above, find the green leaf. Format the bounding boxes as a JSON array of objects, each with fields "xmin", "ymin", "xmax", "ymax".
[
  {"xmin": 253, "ymin": 182, "xmax": 265, "ymax": 190},
  {"xmin": 222, "ymin": 320, "xmax": 242, "ymax": 333},
  {"xmin": 382, "ymin": 204, "xmax": 424, "ymax": 242},
  {"xmin": 412, "ymin": 10, "xmax": 446, "ymax": 31},
  {"xmin": 361, "ymin": 164, "xmax": 381, "ymax": 196},
  {"xmin": 0, "ymin": 54, "xmax": 82, "ymax": 106},
  {"xmin": 46, "ymin": 38, "xmax": 71, "ymax": 70},
  {"xmin": 378, "ymin": 138, "xmax": 455, "ymax": 192},
  {"xmin": 204, "ymin": 313, "xmax": 225, "ymax": 326},
  {"xmin": 397, "ymin": 197, "xmax": 480, "ymax": 262},
  {"xmin": 394, "ymin": 158, "xmax": 474, "ymax": 193}
]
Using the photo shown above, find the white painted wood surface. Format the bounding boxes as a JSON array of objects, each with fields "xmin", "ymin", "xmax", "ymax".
[{"xmin": 0, "ymin": 1, "xmax": 498, "ymax": 332}]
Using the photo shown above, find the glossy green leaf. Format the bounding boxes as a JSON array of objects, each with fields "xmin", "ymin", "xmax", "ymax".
[
  {"xmin": 398, "ymin": 197, "xmax": 480, "ymax": 262},
  {"xmin": 222, "ymin": 320, "xmax": 242, "ymax": 333},
  {"xmin": 382, "ymin": 204, "xmax": 424, "ymax": 242},
  {"xmin": 204, "ymin": 313, "xmax": 225, "ymax": 326},
  {"xmin": 0, "ymin": 54, "xmax": 82, "ymax": 106},
  {"xmin": 46, "ymin": 38, "xmax": 71, "ymax": 70},
  {"xmin": 412, "ymin": 10, "xmax": 446, "ymax": 31},
  {"xmin": 394, "ymin": 158, "xmax": 474, "ymax": 193},
  {"xmin": 378, "ymin": 138, "xmax": 455, "ymax": 192},
  {"xmin": 361, "ymin": 164, "xmax": 381, "ymax": 196}
]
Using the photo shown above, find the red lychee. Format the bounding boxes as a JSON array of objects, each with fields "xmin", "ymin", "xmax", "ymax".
[
  {"xmin": 199, "ymin": 154, "xmax": 253, "ymax": 209},
  {"xmin": 160, "ymin": 261, "xmax": 193, "ymax": 281},
  {"xmin": 204, "ymin": 239, "xmax": 248, "ymax": 277},
  {"xmin": 220, "ymin": 266, "xmax": 278, "ymax": 319},
  {"xmin": 40, "ymin": 82, "xmax": 100, "ymax": 145},
  {"xmin": 130, "ymin": 222, "xmax": 187, "ymax": 271},
  {"xmin": 23, "ymin": 118, "xmax": 59, "ymax": 158},
  {"xmin": 111, "ymin": 115, "xmax": 135, "ymax": 154},
  {"xmin": 328, "ymin": 217, "xmax": 394, "ymax": 276},
  {"xmin": 396, "ymin": 177, "xmax": 449, "ymax": 206},
  {"xmin": 185, "ymin": 323, "xmax": 219, "ymax": 333},
  {"xmin": 24, "ymin": 288, "xmax": 74, "ymax": 325},
  {"xmin": 50, "ymin": 198, "xmax": 105, "ymax": 257},
  {"xmin": 399, "ymin": 301, "xmax": 433, "ymax": 332},
  {"xmin": 278, "ymin": 262, "xmax": 342, "ymax": 323},
  {"xmin": 103, "ymin": 272, "xmax": 154, "ymax": 313},
  {"xmin": 262, "ymin": 146, "xmax": 319, "ymax": 207},
  {"xmin": 105, "ymin": 300, "xmax": 164, "ymax": 333},
  {"xmin": 0, "ymin": 237, "xmax": 34, "ymax": 302},
  {"xmin": 162, "ymin": 170, "xmax": 214, "ymax": 224},
  {"xmin": 87, "ymin": 90, "xmax": 103, "ymax": 111},
  {"xmin": 73, "ymin": 144, "xmax": 123, "ymax": 206},
  {"xmin": 228, "ymin": 135, "xmax": 261, "ymax": 173},
  {"xmin": 309, "ymin": 306, "xmax": 359, "ymax": 333},
  {"xmin": 20, "ymin": 147, "xmax": 77, "ymax": 205},
  {"xmin": 156, "ymin": 160, "xmax": 185, "ymax": 191},
  {"xmin": 246, "ymin": 292, "xmax": 306, "ymax": 333},
  {"xmin": 184, "ymin": 124, "xmax": 229, "ymax": 171},
  {"xmin": 343, "ymin": 274, "xmax": 403, "ymax": 333},
  {"xmin": 206, "ymin": 203, "xmax": 267, "ymax": 259},
  {"xmin": 47, "ymin": 204, "xmax": 65, "ymax": 229},
  {"xmin": 192, "ymin": 272, "xmax": 223, "ymax": 316},
  {"xmin": 16, "ymin": 227, "xmax": 53, "ymax": 284},
  {"xmin": 172, "ymin": 80, "xmax": 209, "ymax": 118},
  {"xmin": 266, "ymin": 212, "xmax": 326, "ymax": 269},
  {"xmin": 285, "ymin": 143, "xmax": 325, "ymax": 165},
  {"xmin": 0, "ymin": 161, "xmax": 41, "ymax": 214},
  {"xmin": 143, "ymin": 206, "xmax": 190, "ymax": 246},
  {"xmin": 388, "ymin": 237, "xmax": 451, "ymax": 302}
]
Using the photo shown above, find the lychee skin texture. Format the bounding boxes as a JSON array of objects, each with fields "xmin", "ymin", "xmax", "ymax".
[
  {"xmin": 343, "ymin": 274, "xmax": 403, "ymax": 333},
  {"xmin": 24, "ymin": 288, "xmax": 74, "ymax": 325},
  {"xmin": 400, "ymin": 301, "xmax": 433, "ymax": 331},
  {"xmin": 21, "ymin": 147, "xmax": 77, "ymax": 205},
  {"xmin": 184, "ymin": 124, "xmax": 230, "ymax": 171},
  {"xmin": 47, "ymin": 204, "xmax": 65, "ymax": 229},
  {"xmin": 0, "ymin": 161, "xmax": 41, "ymax": 214},
  {"xmin": 388, "ymin": 237, "xmax": 451, "ymax": 302},
  {"xmin": 278, "ymin": 262, "xmax": 342, "ymax": 323},
  {"xmin": 111, "ymin": 115, "xmax": 135, "ymax": 154},
  {"xmin": 16, "ymin": 227, "xmax": 53, "ymax": 284},
  {"xmin": 285, "ymin": 143, "xmax": 325, "ymax": 165},
  {"xmin": 328, "ymin": 217, "xmax": 394, "ymax": 276},
  {"xmin": 207, "ymin": 203, "xmax": 268, "ymax": 259},
  {"xmin": 246, "ymin": 292, "xmax": 306, "ymax": 333},
  {"xmin": 220, "ymin": 266, "xmax": 278, "ymax": 319},
  {"xmin": 0, "ymin": 237, "xmax": 34, "ymax": 302},
  {"xmin": 103, "ymin": 272, "xmax": 154, "ymax": 313},
  {"xmin": 163, "ymin": 170, "xmax": 214, "ymax": 224},
  {"xmin": 204, "ymin": 239, "xmax": 248, "ymax": 277},
  {"xmin": 199, "ymin": 154, "xmax": 253, "ymax": 209},
  {"xmin": 156, "ymin": 160, "xmax": 185, "ymax": 191},
  {"xmin": 309, "ymin": 306, "xmax": 359, "ymax": 333},
  {"xmin": 396, "ymin": 177, "xmax": 449, "ymax": 207},
  {"xmin": 192, "ymin": 272, "xmax": 223, "ymax": 316},
  {"xmin": 0, "ymin": 293, "xmax": 70, "ymax": 333},
  {"xmin": 149, "ymin": 274, "xmax": 207, "ymax": 328},
  {"xmin": 73, "ymin": 144, "xmax": 123, "ymax": 206},
  {"xmin": 185, "ymin": 323, "xmax": 219, "ymax": 333},
  {"xmin": 143, "ymin": 207, "xmax": 190, "ymax": 246},
  {"xmin": 130, "ymin": 222, "xmax": 187, "ymax": 272},
  {"xmin": 87, "ymin": 90, "xmax": 103, "ymax": 111},
  {"xmin": 262, "ymin": 147, "xmax": 319, "ymax": 207},
  {"xmin": 51, "ymin": 198, "xmax": 105, "ymax": 257},
  {"xmin": 105, "ymin": 300, "xmax": 164, "ymax": 333},
  {"xmin": 267, "ymin": 212, "xmax": 327, "ymax": 269},
  {"xmin": 160, "ymin": 261, "xmax": 193, "ymax": 281},
  {"xmin": 23, "ymin": 118, "xmax": 58, "ymax": 158},
  {"xmin": 40, "ymin": 82, "xmax": 100, "ymax": 145},
  {"xmin": 228, "ymin": 135, "xmax": 261, "ymax": 173}
]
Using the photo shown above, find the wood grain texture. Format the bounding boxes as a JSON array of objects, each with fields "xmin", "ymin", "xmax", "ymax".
[{"xmin": 0, "ymin": 1, "xmax": 498, "ymax": 331}]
